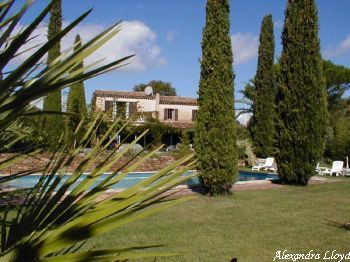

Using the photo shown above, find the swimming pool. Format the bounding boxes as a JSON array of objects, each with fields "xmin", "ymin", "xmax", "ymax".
[
  {"xmin": 239, "ymin": 171, "xmax": 278, "ymax": 181},
  {"xmin": 4, "ymin": 171, "xmax": 278, "ymax": 190}
]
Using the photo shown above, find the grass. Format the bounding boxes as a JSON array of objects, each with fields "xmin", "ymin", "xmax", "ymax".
[
  {"xmin": 238, "ymin": 166, "xmax": 272, "ymax": 174},
  {"xmin": 85, "ymin": 180, "xmax": 350, "ymax": 261}
]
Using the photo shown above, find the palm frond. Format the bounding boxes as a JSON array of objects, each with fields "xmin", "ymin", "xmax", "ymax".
[{"xmin": 0, "ymin": 1, "xmax": 198, "ymax": 261}]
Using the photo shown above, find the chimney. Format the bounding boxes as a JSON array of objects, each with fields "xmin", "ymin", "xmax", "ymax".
[{"xmin": 155, "ymin": 93, "xmax": 160, "ymax": 119}]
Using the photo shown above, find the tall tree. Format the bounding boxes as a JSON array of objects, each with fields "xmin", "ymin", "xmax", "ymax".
[
  {"xmin": 276, "ymin": 0, "xmax": 328, "ymax": 185},
  {"xmin": 133, "ymin": 80, "xmax": 176, "ymax": 96},
  {"xmin": 331, "ymin": 116, "xmax": 350, "ymax": 159},
  {"xmin": 250, "ymin": 14, "xmax": 275, "ymax": 158},
  {"xmin": 323, "ymin": 60, "xmax": 350, "ymax": 106},
  {"xmin": 195, "ymin": 0, "xmax": 237, "ymax": 195},
  {"xmin": 322, "ymin": 59, "xmax": 350, "ymax": 122},
  {"xmin": 246, "ymin": 59, "xmax": 350, "ymax": 115},
  {"xmin": 67, "ymin": 34, "xmax": 87, "ymax": 136},
  {"xmin": 43, "ymin": 0, "xmax": 63, "ymax": 144},
  {"xmin": 322, "ymin": 60, "xmax": 350, "ymax": 159}
]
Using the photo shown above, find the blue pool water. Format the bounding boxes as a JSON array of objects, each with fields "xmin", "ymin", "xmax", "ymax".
[
  {"xmin": 5, "ymin": 171, "xmax": 278, "ymax": 190},
  {"xmin": 239, "ymin": 171, "xmax": 278, "ymax": 182}
]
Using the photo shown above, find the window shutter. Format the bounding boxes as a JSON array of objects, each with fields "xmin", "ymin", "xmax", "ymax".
[
  {"xmin": 104, "ymin": 101, "xmax": 113, "ymax": 113},
  {"xmin": 164, "ymin": 108, "xmax": 168, "ymax": 120},
  {"xmin": 175, "ymin": 109, "xmax": 178, "ymax": 121},
  {"xmin": 129, "ymin": 102, "xmax": 137, "ymax": 115},
  {"xmin": 192, "ymin": 110, "xmax": 197, "ymax": 121}
]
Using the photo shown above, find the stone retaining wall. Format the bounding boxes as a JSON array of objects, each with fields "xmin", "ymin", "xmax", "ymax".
[{"xmin": 0, "ymin": 153, "xmax": 178, "ymax": 175}]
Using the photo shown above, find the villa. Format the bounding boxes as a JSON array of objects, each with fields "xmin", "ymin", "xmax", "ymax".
[
  {"xmin": 92, "ymin": 89, "xmax": 199, "ymax": 145},
  {"xmin": 92, "ymin": 89, "xmax": 198, "ymax": 129}
]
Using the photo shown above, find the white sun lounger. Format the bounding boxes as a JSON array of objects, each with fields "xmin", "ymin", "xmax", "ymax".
[
  {"xmin": 316, "ymin": 162, "xmax": 328, "ymax": 175},
  {"xmin": 252, "ymin": 157, "xmax": 276, "ymax": 172},
  {"xmin": 323, "ymin": 161, "xmax": 344, "ymax": 176}
]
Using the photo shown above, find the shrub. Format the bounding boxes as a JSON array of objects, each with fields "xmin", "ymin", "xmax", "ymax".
[
  {"xmin": 170, "ymin": 131, "xmax": 194, "ymax": 159},
  {"xmin": 237, "ymin": 139, "xmax": 256, "ymax": 166}
]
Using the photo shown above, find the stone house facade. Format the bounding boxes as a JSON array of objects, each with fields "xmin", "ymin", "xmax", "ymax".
[{"xmin": 92, "ymin": 90, "xmax": 198, "ymax": 129}]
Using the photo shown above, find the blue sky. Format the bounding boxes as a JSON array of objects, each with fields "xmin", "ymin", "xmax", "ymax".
[{"xmin": 14, "ymin": 0, "xmax": 350, "ymax": 104}]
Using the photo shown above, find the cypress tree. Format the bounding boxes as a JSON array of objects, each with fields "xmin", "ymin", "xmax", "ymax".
[
  {"xmin": 195, "ymin": 0, "xmax": 237, "ymax": 195},
  {"xmin": 250, "ymin": 14, "xmax": 275, "ymax": 158},
  {"xmin": 43, "ymin": 0, "xmax": 63, "ymax": 144},
  {"xmin": 276, "ymin": 0, "xmax": 328, "ymax": 185},
  {"xmin": 67, "ymin": 34, "xmax": 87, "ymax": 136}
]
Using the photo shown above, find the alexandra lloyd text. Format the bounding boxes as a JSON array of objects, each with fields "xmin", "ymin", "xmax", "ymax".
[{"xmin": 273, "ymin": 250, "xmax": 350, "ymax": 262}]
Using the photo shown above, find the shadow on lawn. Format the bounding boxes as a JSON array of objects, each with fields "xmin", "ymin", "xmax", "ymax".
[{"xmin": 326, "ymin": 220, "xmax": 350, "ymax": 231}]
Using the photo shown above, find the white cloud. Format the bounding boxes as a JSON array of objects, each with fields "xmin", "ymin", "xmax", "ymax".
[
  {"xmin": 9, "ymin": 20, "xmax": 166, "ymax": 72},
  {"xmin": 323, "ymin": 34, "xmax": 350, "ymax": 58},
  {"xmin": 231, "ymin": 33, "xmax": 258, "ymax": 65},
  {"xmin": 166, "ymin": 31, "xmax": 175, "ymax": 42},
  {"xmin": 274, "ymin": 20, "xmax": 284, "ymax": 30}
]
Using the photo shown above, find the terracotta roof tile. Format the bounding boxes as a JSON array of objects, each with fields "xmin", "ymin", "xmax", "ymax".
[
  {"xmin": 159, "ymin": 96, "xmax": 197, "ymax": 106},
  {"xmin": 93, "ymin": 90, "xmax": 154, "ymax": 100},
  {"xmin": 93, "ymin": 90, "xmax": 198, "ymax": 106}
]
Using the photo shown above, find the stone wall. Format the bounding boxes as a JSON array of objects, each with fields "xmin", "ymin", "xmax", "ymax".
[{"xmin": 0, "ymin": 153, "xmax": 178, "ymax": 175}]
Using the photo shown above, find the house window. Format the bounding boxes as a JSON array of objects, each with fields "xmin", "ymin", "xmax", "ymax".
[
  {"xmin": 164, "ymin": 108, "xmax": 178, "ymax": 121},
  {"xmin": 167, "ymin": 109, "xmax": 174, "ymax": 119}
]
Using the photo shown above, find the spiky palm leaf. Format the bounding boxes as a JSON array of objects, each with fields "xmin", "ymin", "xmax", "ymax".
[{"xmin": 0, "ymin": 1, "xmax": 197, "ymax": 261}]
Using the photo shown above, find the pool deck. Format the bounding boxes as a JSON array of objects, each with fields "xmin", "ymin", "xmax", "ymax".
[
  {"xmin": 0, "ymin": 175, "xmax": 347, "ymax": 205},
  {"xmin": 233, "ymin": 176, "xmax": 341, "ymax": 191},
  {"xmin": 165, "ymin": 175, "xmax": 348, "ymax": 195}
]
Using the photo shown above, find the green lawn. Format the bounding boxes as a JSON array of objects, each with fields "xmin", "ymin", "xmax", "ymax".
[
  {"xmin": 86, "ymin": 180, "xmax": 350, "ymax": 261},
  {"xmin": 238, "ymin": 166, "xmax": 271, "ymax": 173}
]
